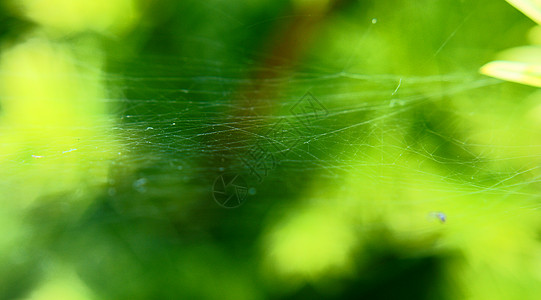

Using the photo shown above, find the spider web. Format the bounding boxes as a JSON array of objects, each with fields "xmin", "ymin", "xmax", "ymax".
[
  {"xmin": 3, "ymin": 18, "xmax": 537, "ymax": 217},
  {"xmin": 99, "ymin": 52, "xmax": 530, "ymax": 209}
]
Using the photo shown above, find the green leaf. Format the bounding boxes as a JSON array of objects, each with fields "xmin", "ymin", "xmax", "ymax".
[
  {"xmin": 480, "ymin": 60, "xmax": 541, "ymax": 87},
  {"xmin": 506, "ymin": 0, "xmax": 541, "ymax": 24}
]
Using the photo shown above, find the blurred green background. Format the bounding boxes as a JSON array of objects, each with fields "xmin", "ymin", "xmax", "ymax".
[{"xmin": 1, "ymin": 0, "xmax": 541, "ymax": 299}]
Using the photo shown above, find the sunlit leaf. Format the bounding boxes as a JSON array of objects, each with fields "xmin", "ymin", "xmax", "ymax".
[
  {"xmin": 528, "ymin": 25, "xmax": 541, "ymax": 44},
  {"xmin": 495, "ymin": 45, "xmax": 541, "ymax": 64},
  {"xmin": 480, "ymin": 60, "xmax": 541, "ymax": 87},
  {"xmin": 19, "ymin": 0, "xmax": 138, "ymax": 35},
  {"xmin": 506, "ymin": 0, "xmax": 541, "ymax": 24}
]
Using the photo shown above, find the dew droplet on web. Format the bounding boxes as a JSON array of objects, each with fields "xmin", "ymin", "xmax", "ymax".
[
  {"xmin": 249, "ymin": 187, "xmax": 256, "ymax": 195},
  {"xmin": 389, "ymin": 99, "xmax": 404, "ymax": 107},
  {"xmin": 133, "ymin": 178, "xmax": 147, "ymax": 193},
  {"xmin": 428, "ymin": 211, "xmax": 446, "ymax": 223},
  {"xmin": 372, "ymin": 18, "xmax": 377, "ymax": 24}
]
